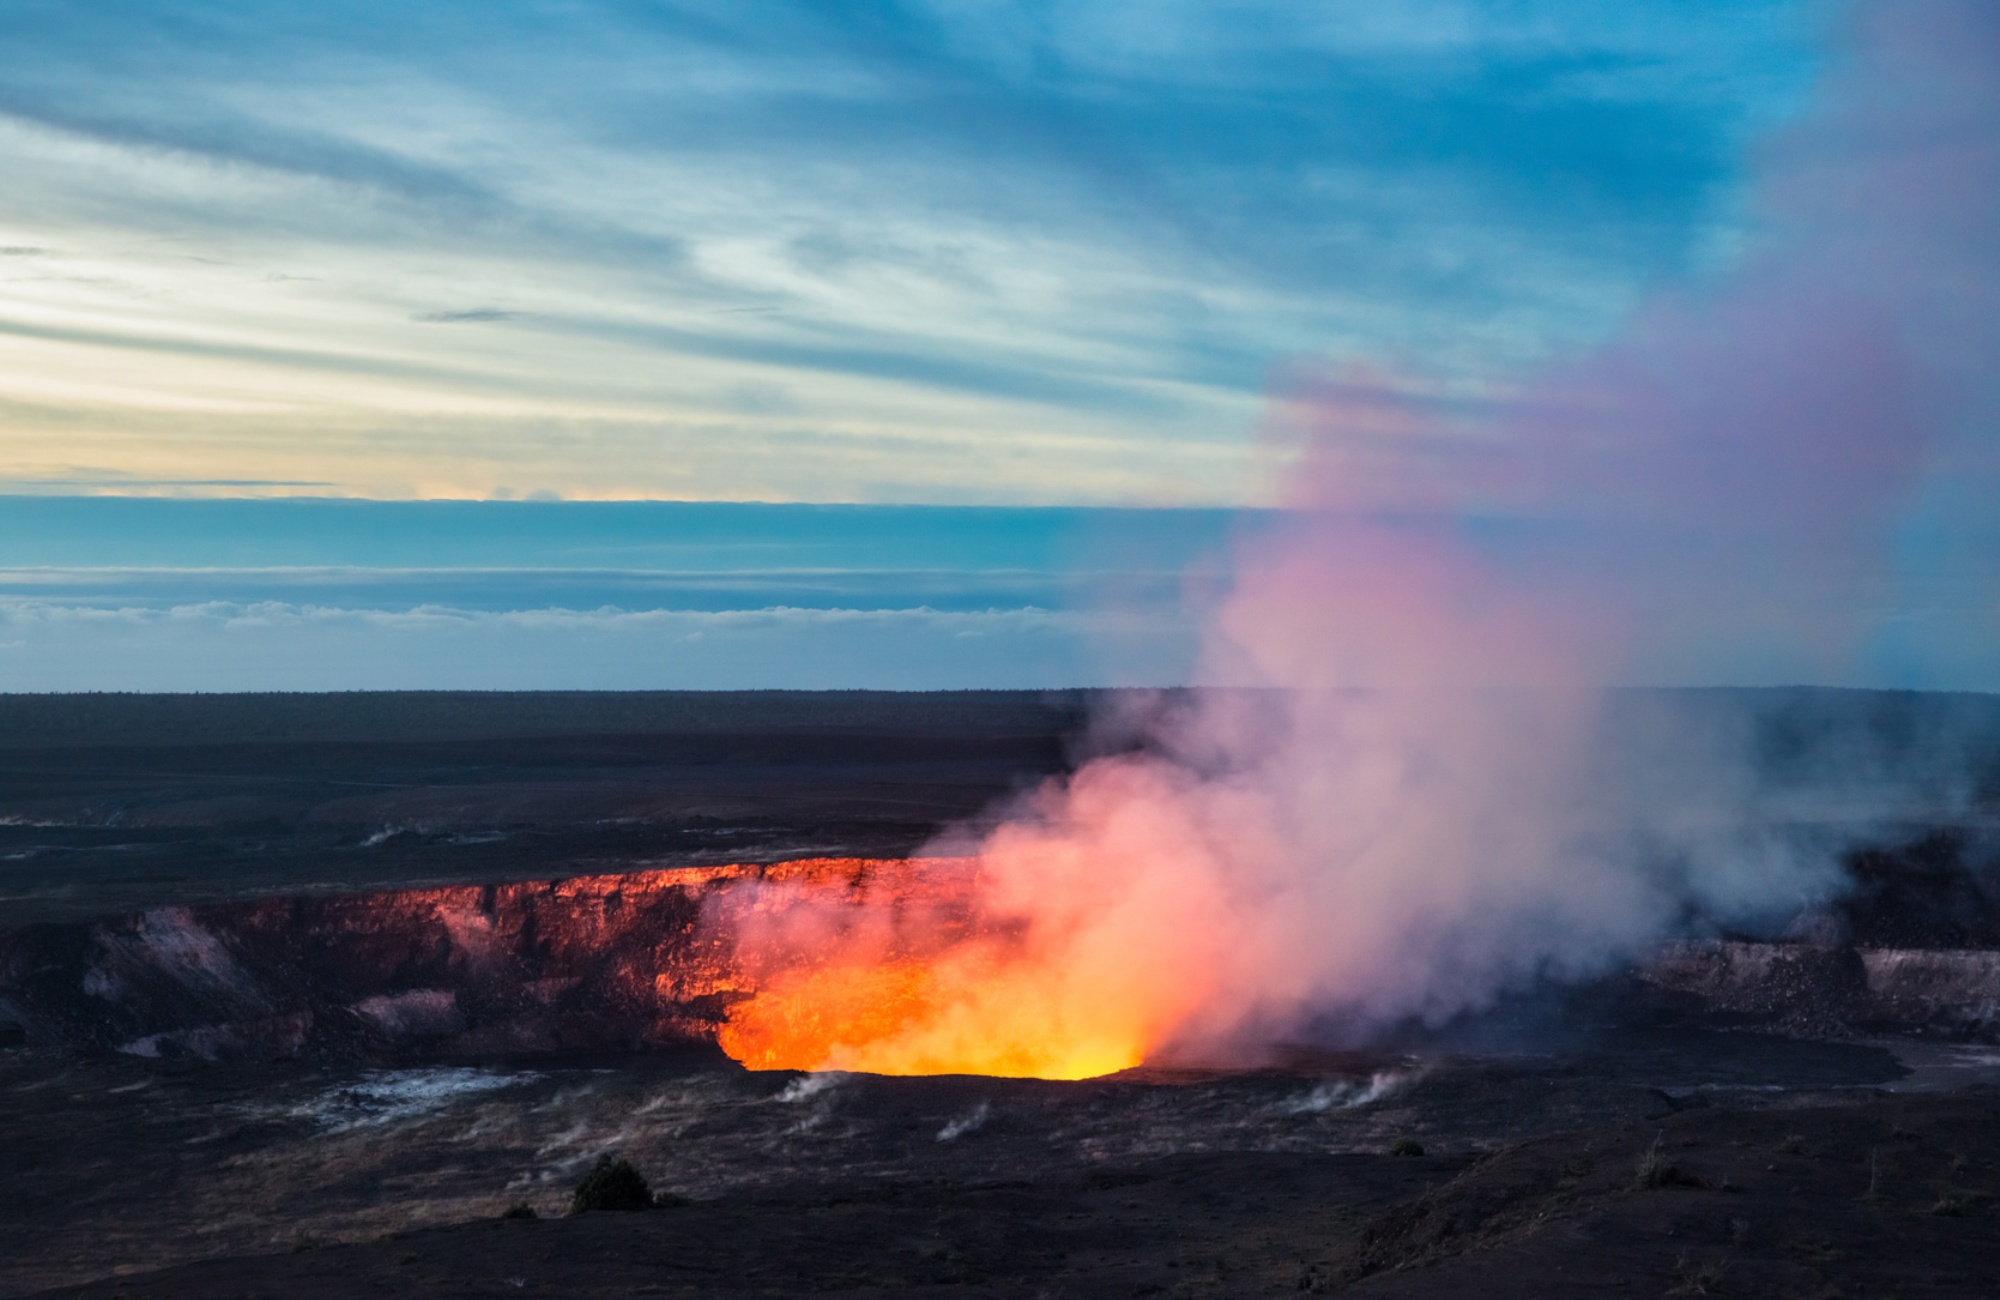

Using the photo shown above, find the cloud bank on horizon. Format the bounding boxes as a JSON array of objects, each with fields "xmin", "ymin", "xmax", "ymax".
[
  {"xmin": 0, "ymin": 0, "xmax": 1812, "ymax": 503},
  {"xmin": 0, "ymin": 500, "xmax": 1228, "ymax": 690}
]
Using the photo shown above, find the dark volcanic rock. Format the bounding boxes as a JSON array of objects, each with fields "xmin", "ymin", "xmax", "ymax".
[
  {"xmin": 0, "ymin": 859, "xmax": 924, "ymax": 1061},
  {"xmin": 1842, "ymin": 828, "xmax": 2000, "ymax": 949},
  {"xmin": 15, "ymin": 1089, "xmax": 2000, "ymax": 1299},
  {"xmin": 569, "ymin": 1156, "xmax": 653, "ymax": 1213},
  {"xmin": 4, "ymin": 688, "xmax": 2000, "ymax": 1297},
  {"xmin": 1641, "ymin": 940, "xmax": 2000, "ymax": 1041}
]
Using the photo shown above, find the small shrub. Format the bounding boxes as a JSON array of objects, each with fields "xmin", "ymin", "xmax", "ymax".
[
  {"xmin": 653, "ymin": 1191, "xmax": 692, "ymax": 1208},
  {"xmin": 1669, "ymin": 1250, "xmax": 1727, "ymax": 1296},
  {"xmin": 1634, "ymin": 1134, "xmax": 1711, "ymax": 1191},
  {"xmin": 1388, "ymin": 1138, "xmax": 1425, "ymax": 1157},
  {"xmin": 500, "ymin": 1203, "xmax": 537, "ymax": 1220},
  {"xmin": 1634, "ymin": 1134, "xmax": 1667, "ymax": 1187},
  {"xmin": 1927, "ymin": 1187, "xmax": 1994, "ymax": 1217},
  {"xmin": 570, "ymin": 1156, "xmax": 654, "ymax": 1214}
]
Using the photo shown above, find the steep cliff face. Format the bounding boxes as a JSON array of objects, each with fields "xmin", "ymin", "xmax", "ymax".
[
  {"xmin": 1640, "ymin": 941, "xmax": 2000, "ymax": 1040},
  {"xmin": 0, "ymin": 858, "xmax": 926, "ymax": 1061},
  {"xmin": 8, "ymin": 851, "xmax": 2000, "ymax": 1066}
]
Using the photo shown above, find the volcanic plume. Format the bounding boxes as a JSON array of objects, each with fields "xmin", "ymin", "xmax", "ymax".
[{"xmin": 708, "ymin": 0, "xmax": 2000, "ymax": 1079}]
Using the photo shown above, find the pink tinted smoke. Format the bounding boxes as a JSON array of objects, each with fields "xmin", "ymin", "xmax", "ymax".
[
  {"xmin": 978, "ymin": 0, "xmax": 1996, "ymax": 1056},
  {"xmin": 711, "ymin": 0, "xmax": 2000, "ymax": 1071}
]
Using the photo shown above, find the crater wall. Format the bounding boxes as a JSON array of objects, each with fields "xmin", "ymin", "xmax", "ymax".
[{"xmin": 0, "ymin": 859, "xmax": 926, "ymax": 1061}]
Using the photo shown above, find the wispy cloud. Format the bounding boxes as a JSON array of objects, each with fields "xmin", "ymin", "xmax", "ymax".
[
  {"xmin": 0, "ymin": 0, "xmax": 1816, "ymax": 503},
  {"xmin": 415, "ymin": 309, "xmax": 523, "ymax": 324}
]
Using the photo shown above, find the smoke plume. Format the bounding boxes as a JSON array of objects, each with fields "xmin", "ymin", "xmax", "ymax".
[{"xmin": 710, "ymin": 0, "xmax": 2000, "ymax": 1077}]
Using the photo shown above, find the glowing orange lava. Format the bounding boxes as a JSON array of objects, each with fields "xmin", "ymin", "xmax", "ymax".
[
  {"xmin": 704, "ymin": 855, "xmax": 1169, "ymax": 1081},
  {"xmin": 716, "ymin": 957, "xmax": 938, "ymax": 1071}
]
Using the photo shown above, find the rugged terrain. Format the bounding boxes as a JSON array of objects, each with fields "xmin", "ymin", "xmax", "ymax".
[
  {"xmin": 6, "ymin": 1030, "xmax": 1999, "ymax": 1298},
  {"xmin": 3, "ymin": 689, "xmax": 1999, "ymax": 1297}
]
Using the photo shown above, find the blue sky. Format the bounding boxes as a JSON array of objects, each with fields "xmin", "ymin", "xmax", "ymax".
[
  {"xmin": 0, "ymin": 0, "xmax": 1815, "ymax": 504},
  {"xmin": 5, "ymin": 1, "xmax": 1995, "ymax": 693}
]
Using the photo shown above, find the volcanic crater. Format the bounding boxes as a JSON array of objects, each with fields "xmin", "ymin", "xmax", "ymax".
[{"xmin": 4, "ymin": 689, "xmax": 2000, "ymax": 1298}]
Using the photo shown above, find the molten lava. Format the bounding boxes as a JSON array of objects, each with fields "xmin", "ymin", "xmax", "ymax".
[
  {"xmin": 702, "ymin": 747, "xmax": 1288, "ymax": 1081},
  {"xmin": 705, "ymin": 855, "xmax": 1161, "ymax": 1080}
]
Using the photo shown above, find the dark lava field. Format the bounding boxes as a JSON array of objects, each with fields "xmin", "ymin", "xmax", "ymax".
[{"xmin": 4, "ymin": 688, "xmax": 2000, "ymax": 1298}]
